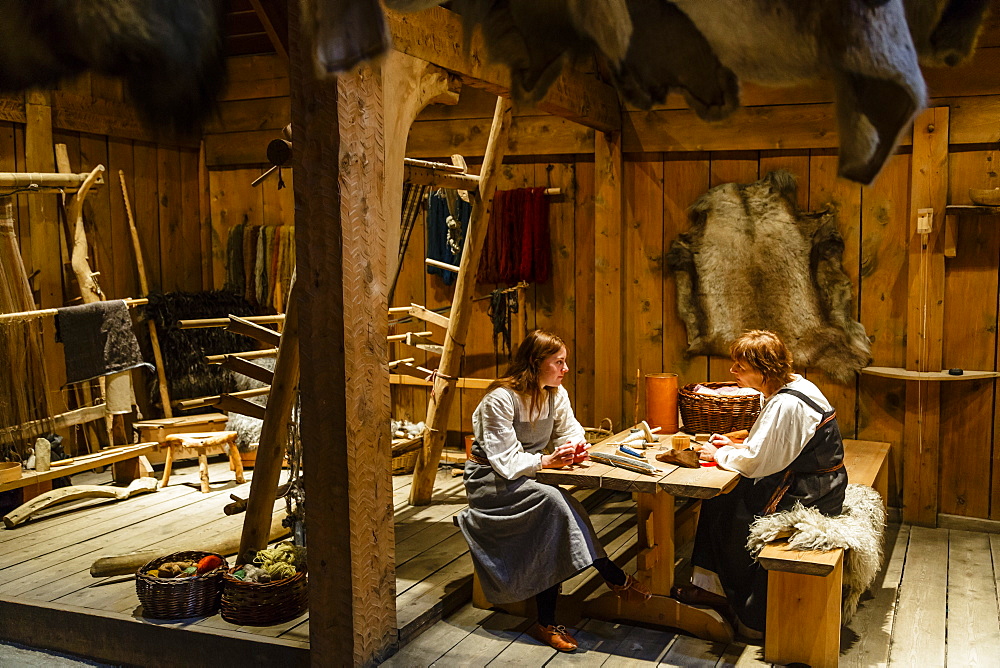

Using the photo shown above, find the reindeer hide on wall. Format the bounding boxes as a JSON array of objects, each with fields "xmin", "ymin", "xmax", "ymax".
[{"xmin": 666, "ymin": 170, "xmax": 871, "ymax": 382}]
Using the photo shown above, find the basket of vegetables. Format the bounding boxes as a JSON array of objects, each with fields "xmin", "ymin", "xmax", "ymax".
[{"xmin": 135, "ymin": 551, "xmax": 228, "ymax": 619}]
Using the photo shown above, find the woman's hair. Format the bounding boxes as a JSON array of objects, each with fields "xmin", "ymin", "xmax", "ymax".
[
  {"xmin": 730, "ymin": 329, "xmax": 795, "ymax": 387},
  {"xmin": 488, "ymin": 329, "xmax": 566, "ymax": 418}
]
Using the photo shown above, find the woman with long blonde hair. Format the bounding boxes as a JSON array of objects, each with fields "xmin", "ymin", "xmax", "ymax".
[{"xmin": 457, "ymin": 330, "xmax": 649, "ymax": 652}]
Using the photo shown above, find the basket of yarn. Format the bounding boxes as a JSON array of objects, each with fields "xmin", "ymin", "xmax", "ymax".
[
  {"xmin": 221, "ymin": 541, "xmax": 308, "ymax": 625},
  {"xmin": 678, "ymin": 382, "xmax": 761, "ymax": 435},
  {"xmin": 135, "ymin": 551, "xmax": 228, "ymax": 619}
]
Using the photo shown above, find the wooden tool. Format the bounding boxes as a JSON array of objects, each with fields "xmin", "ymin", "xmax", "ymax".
[
  {"xmin": 3, "ymin": 477, "xmax": 157, "ymax": 528},
  {"xmin": 590, "ymin": 451, "xmax": 661, "ymax": 475}
]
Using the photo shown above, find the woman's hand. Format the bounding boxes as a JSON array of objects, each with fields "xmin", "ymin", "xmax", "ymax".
[
  {"xmin": 696, "ymin": 442, "xmax": 718, "ymax": 462},
  {"xmin": 541, "ymin": 443, "xmax": 577, "ymax": 469},
  {"xmin": 708, "ymin": 433, "xmax": 733, "ymax": 448}
]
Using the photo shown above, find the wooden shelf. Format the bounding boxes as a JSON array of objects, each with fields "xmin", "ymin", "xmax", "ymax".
[
  {"xmin": 946, "ymin": 204, "xmax": 1000, "ymax": 216},
  {"xmin": 861, "ymin": 366, "xmax": 1000, "ymax": 381}
]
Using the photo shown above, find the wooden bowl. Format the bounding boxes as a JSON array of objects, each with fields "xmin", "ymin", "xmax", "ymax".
[
  {"xmin": 969, "ymin": 188, "xmax": 1000, "ymax": 206},
  {"xmin": 0, "ymin": 462, "xmax": 22, "ymax": 484}
]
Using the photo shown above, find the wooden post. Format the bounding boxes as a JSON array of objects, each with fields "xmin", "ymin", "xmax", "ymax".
[
  {"xmin": 594, "ymin": 131, "xmax": 624, "ymax": 427},
  {"xmin": 120, "ymin": 170, "xmax": 173, "ymax": 417},
  {"xmin": 24, "ymin": 91, "xmax": 67, "ymax": 417},
  {"xmin": 289, "ymin": 0, "xmax": 395, "ymax": 663},
  {"xmin": 409, "ymin": 98, "xmax": 514, "ymax": 506},
  {"xmin": 237, "ymin": 275, "xmax": 299, "ymax": 562},
  {"xmin": 903, "ymin": 107, "xmax": 948, "ymax": 526}
]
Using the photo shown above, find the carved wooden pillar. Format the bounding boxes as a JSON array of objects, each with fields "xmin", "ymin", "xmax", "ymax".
[{"xmin": 291, "ymin": 1, "xmax": 395, "ymax": 664}]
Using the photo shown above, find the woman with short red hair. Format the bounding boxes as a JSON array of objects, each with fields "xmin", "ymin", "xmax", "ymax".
[{"xmin": 675, "ymin": 329, "xmax": 848, "ymax": 638}]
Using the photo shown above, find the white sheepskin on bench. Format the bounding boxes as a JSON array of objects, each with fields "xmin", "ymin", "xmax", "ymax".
[{"xmin": 747, "ymin": 483, "xmax": 886, "ymax": 621}]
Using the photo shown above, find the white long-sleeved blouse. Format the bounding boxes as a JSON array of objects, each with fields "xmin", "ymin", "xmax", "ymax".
[
  {"xmin": 714, "ymin": 375, "xmax": 832, "ymax": 479},
  {"xmin": 471, "ymin": 385, "xmax": 586, "ymax": 480}
]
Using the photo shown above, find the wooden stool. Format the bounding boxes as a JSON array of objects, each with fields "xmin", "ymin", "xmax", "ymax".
[{"xmin": 161, "ymin": 431, "xmax": 245, "ymax": 493}]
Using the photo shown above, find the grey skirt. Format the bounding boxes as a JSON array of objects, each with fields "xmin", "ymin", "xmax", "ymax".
[{"xmin": 456, "ymin": 460, "xmax": 606, "ymax": 604}]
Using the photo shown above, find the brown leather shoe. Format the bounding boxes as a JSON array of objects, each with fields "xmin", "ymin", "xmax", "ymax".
[
  {"xmin": 609, "ymin": 573, "xmax": 653, "ymax": 603},
  {"xmin": 527, "ymin": 623, "xmax": 578, "ymax": 652},
  {"xmin": 671, "ymin": 584, "xmax": 729, "ymax": 610}
]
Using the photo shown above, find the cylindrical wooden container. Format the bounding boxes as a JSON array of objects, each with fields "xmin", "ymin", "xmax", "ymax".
[{"xmin": 645, "ymin": 373, "xmax": 679, "ymax": 433}]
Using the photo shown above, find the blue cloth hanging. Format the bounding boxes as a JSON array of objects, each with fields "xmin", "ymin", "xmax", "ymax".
[{"xmin": 427, "ymin": 191, "xmax": 471, "ymax": 286}]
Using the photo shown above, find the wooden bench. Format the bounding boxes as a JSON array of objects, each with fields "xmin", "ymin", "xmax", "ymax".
[
  {"xmin": 0, "ymin": 443, "xmax": 157, "ymax": 504},
  {"xmin": 758, "ymin": 438, "xmax": 891, "ymax": 668}
]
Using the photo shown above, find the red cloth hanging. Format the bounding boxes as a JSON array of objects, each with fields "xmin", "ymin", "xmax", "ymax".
[{"xmin": 476, "ymin": 187, "xmax": 550, "ymax": 285}]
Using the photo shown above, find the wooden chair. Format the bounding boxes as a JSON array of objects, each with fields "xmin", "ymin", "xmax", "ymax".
[{"xmin": 161, "ymin": 431, "xmax": 245, "ymax": 493}]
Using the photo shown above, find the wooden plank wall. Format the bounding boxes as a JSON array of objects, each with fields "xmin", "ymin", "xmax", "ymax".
[{"xmin": 1, "ymin": 74, "xmax": 205, "ymax": 438}]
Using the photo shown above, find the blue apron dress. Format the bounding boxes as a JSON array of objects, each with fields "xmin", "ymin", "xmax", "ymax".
[{"xmin": 457, "ymin": 388, "xmax": 606, "ymax": 604}]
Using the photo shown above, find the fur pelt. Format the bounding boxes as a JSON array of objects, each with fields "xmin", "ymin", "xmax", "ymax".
[
  {"xmin": 669, "ymin": 0, "xmax": 927, "ymax": 185},
  {"xmin": 138, "ymin": 291, "xmax": 259, "ymax": 410},
  {"xmin": 226, "ymin": 357, "xmax": 274, "ymax": 451},
  {"xmin": 747, "ymin": 483, "xmax": 886, "ymax": 622},
  {"xmin": 667, "ymin": 170, "xmax": 872, "ymax": 382},
  {"xmin": 0, "ymin": 1, "xmax": 226, "ymax": 131},
  {"xmin": 905, "ymin": 0, "xmax": 993, "ymax": 67}
]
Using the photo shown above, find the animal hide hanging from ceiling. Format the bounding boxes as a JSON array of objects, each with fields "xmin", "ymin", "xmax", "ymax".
[{"xmin": 666, "ymin": 170, "xmax": 872, "ymax": 383}]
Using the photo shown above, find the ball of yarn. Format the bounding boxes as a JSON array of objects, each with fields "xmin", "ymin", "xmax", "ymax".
[{"xmin": 253, "ymin": 541, "xmax": 306, "ymax": 580}]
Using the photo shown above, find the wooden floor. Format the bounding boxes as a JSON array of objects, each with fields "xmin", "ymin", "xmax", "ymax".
[
  {"xmin": 0, "ymin": 457, "xmax": 474, "ymax": 655},
  {"xmin": 384, "ymin": 517, "xmax": 1000, "ymax": 667},
  {"xmin": 5, "ymin": 460, "xmax": 1000, "ymax": 667}
]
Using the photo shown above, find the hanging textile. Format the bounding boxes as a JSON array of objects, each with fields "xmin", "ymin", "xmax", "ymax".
[
  {"xmin": 477, "ymin": 187, "xmax": 550, "ymax": 285},
  {"xmin": 223, "ymin": 223, "xmax": 295, "ymax": 313},
  {"xmin": 427, "ymin": 190, "xmax": 471, "ymax": 286},
  {"xmin": 488, "ymin": 287, "xmax": 520, "ymax": 360},
  {"xmin": 224, "ymin": 223, "xmax": 245, "ymax": 295}
]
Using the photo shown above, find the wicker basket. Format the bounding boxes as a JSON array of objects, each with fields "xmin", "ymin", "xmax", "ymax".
[
  {"xmin": 678, "ymin": 382, "xmax": 761, "ymax": 435},
  {"xmin": 135, "ymin": 551, "xmax": 227, "ymax": 619},
  {"xmin": 584, "ymin": 418, "xmax": 614, "ymax": 445},
  {"xmin": 391, "ymin": 435, "xmax": 423, "ymax": 475},
  {"xmin": 220, "ymin": 568, "xmax": 308, "ymax": 625}
]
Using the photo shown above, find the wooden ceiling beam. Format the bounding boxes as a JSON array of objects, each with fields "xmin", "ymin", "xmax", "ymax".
[
  {"xmin": 249, "ymin": 0, "xmax": 289, "ymax": 63},
  {"xmin": 385, "ymin": 7, "xmax": 621, "ymax": 134}
]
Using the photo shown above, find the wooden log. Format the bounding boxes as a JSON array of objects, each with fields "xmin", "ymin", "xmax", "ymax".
[
  {"xmin": 224, "ymin": 481, "xmax": 291, "ymax": 516},
  {"xmin": 226, "ymin": 314, "xmax": 281, "ymax": 347},
  {"xmin": 173, "ymin": 386, "xmax": 269, "ymax": 411},
  {"xmin": 217, "ymin": 394, "xmax": 268, "ymax": 421},
  {"xmin": 0, "ymin": 171, "xmax": 103, "ymax": 190},
  {"xmin": 409, "ymin": 98, "xmax": 513, "ymax": 505},
  {"xmin": 0, "ymin": 404, "xmax": 108, "ymax": 440},
  {"xmin": 3, "ymin": 477, "xmax": 157, "ymax": 528},
  {"xmin": 238, "ymin": 276, "xmax": 299, "ymax": 563},
  {"xmin": 205, "ymin": 348, "xmax": 278, "ymax": 364},
  {"xmin": 119, "ymin": 169, "xmax": 172, "ymax": 418},
  {"xmin": 220, "ymin": 356, "xmax": 275, "ymax": 385},
  {"xmin": 66, "ymin": 164, "xmax": 106, "ymax": 304},
  {"xmin": 178, "ymin": 314, "xmax": 285, "ymax": 329},
  {"xmin": 89, "ymin": 511, "xmax": 289, "ymax": 577}
]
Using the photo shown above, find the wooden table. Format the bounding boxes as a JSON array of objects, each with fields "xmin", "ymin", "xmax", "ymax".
[{"xmin": 536, "ymin": 428, "xmax": 740, "ymax": 643}]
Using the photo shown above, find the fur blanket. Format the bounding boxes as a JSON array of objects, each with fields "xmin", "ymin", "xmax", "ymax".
[
  {"xmin": 748, "ymin": 483, "xmax": 886, "ymax": 622},
  {"xmin": 667, "ymin": 170, "xmax": 872, "ymax": 382}
]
